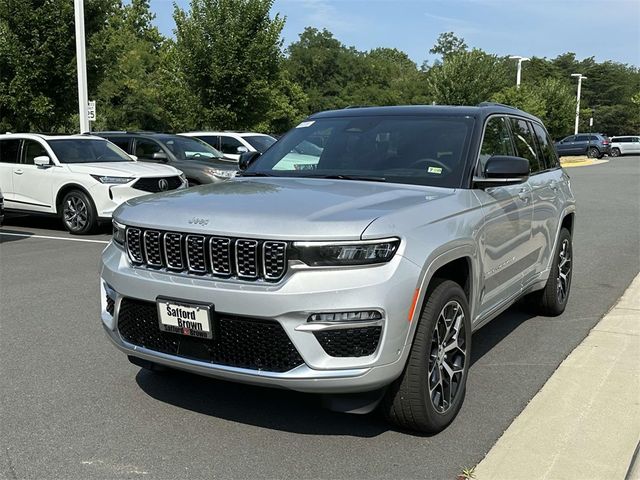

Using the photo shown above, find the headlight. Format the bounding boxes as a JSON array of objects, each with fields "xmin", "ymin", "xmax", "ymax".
[
  {"xmin": 112, "ymin": 220, "xmax": 126, "ymax": 247},
  {"xmin": 91, "ymin": 175, "xmax": 135, "ymax": 184},
  {"xmin": 204, "ymin": 168, "xmax": 236, "ymax": 179},
  {"xmin": 292, "ymin": 238, "xmax": 400, "ymax": 267}
]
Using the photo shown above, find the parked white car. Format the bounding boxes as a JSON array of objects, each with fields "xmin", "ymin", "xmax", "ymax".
[
  {"xmin": 610, "ymin": 136, "xmax": 640, "ymax": 157},
  {"xmin": 180, "ymin": 131, "xmax": 277, "ymax": 161},
  {"xmin": 0, "ymin": 133, "xmax": 186, "ymax": 234}
]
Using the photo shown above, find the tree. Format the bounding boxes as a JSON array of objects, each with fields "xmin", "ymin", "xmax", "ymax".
[
  {"xmin": 429, "ymin": 32, "xmax": 467, "ymax": 60},
  {"xmin": 173, "ymin": 0, "xmax": 291, "ymax": 131},
  {"xmin": 0, "ymin": 0, "xmax": 115, "ymax": 132},
  {"xmin": 427, "ymin": 49, "xmax": 508, "ymax": 105}
]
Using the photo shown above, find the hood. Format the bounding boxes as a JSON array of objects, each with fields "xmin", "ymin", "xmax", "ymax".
[
  {"xmin": 67, "ymin": 162, "xmax": 180, "ymax": 177},
  {"xmin": 115, "ymin": 177, "xmax": 454, "ymax": 241}
]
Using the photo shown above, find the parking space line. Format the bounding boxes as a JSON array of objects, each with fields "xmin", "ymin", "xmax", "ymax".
[{"xmin": 0, "ymin": 232, "xmax": 110, "ymax": 244}]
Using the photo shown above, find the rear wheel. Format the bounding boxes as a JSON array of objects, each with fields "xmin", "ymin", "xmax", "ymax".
[
  {"xmin": 587, "ymin": 147, "xmax": 600, "ymax": 158},
  {"xmin": 530, "ymin": 227, "xmax": 573, "ymax": 316},
  {"xmin": 61, "ymin": 190, "xmax": 97, "ymax": 234},
  {"xmin": 611, "ymin": 148, "xmax": 621, "ymax": 157},
  {"xmin": 381, "ymin": 279, "xmax": 471, "ymax": 433}
]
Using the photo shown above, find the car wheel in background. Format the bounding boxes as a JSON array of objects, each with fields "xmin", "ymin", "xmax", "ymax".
[
  {"xmin": 587, "ymin": 147, "xmax": 600, "ymax": 158},
  {"xmin": 61, "ymin": 190, "xmax": 97, "ymax": 235},
  {"xmin": 611, "ymin": 148, "xmax": 621, "ymax": 157},
  {"xmin": 381, "ymin": 279, "xmax": 471, "ymax": 433}
]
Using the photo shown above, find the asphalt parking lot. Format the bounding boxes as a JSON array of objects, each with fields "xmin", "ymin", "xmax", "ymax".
[{"xmin": 1, "ymin": 156, "xmax": 639, "ymax": 480}]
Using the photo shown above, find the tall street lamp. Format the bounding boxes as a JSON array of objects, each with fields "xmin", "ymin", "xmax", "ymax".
[
  {"xmin": 571, "ymin": 73, "xmax": 587, "ymax": 135},
  {"xmin": 509, "ymin": 55, "xmax": 529, "ymax": 88},
  {"xmin": 74, "ymin": 0, "xmax": 90, "ymax": 133}
]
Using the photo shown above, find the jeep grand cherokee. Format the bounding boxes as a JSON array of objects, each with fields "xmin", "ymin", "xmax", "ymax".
[{"xmin": 100, "ymin": 104, "xmax": 575, "ymax": 432}]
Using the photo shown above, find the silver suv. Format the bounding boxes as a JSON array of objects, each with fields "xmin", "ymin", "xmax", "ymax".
[{"xmin": 100, "ymin": 104, "xmax": 576, "ymax": 432}]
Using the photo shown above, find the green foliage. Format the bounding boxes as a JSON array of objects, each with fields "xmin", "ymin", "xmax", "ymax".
[
  {"xmin": 427, "ymin": 49, "xmax": 509, "ymax": 105},
  {"xmin": 173, "ymin": 0, "xmax": 288, "ymax": 132},
  {"xmin": 429, "ymin": 32, "xmax": 467, "ymax": 60}
]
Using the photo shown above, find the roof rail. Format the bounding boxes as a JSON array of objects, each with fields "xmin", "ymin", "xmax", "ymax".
[
  {"xmin": 343, "ymin": 105, "xmax": 375, "ymax": 109},
  {"xmin": 476, "ymin": 101, "xmax": 518, "ymax": 109}
]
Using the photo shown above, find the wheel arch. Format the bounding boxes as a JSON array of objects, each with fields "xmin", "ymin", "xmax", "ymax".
[{"xmin": 55, "ymin": 183, "xmax": 95, "ymax": 215}]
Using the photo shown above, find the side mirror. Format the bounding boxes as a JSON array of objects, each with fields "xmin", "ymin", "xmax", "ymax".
[
  {"xmin": 152, "ymin": 152, "xmax": 168, "ymax": 162},
  {"xmin": 236, "ymin": 146, "xmax": 249, "ymax": 154},
  {"xmin": 473, "ymin": 155, "xmax": 529, "ymax": 189},
  {"xmin": 129, "ymin": 154, "xmax": 138, "ymax": 161},
  {"xmin": 239, "ymin": 151, "xmax": 261, "ymax": 171},
  {"xmin": 34, "ymin": 155, "xmax": 51, "ymax": 167}
]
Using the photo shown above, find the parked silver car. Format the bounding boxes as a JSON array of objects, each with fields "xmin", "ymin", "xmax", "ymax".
[
  {"xmin": 100, "ymin": 104, "xmax": 576, "ymax": 432},
  {"xmin": 610, "ymin": 135, "xmax": 640, "ymax": 157}
]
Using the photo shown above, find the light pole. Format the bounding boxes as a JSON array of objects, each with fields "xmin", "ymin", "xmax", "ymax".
[
  {"xmin": 509, "ymin": 55, "xmax": 529, "ymax": 88},
  {"xmin": 571, "ymin": 73, "xmax": 587, "ymax": 135},
  {"xmin": 74, "ymin": 0, "xmax": 90, "ymax": 133}
]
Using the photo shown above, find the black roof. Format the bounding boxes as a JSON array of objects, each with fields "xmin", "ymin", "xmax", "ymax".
[{"xmin": 309, "ymin": 103, "xmax": 542, "ymax": 123}]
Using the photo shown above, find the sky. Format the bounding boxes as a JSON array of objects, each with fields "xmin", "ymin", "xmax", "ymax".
[{"xmin": 149, "ymin": 0, "xmax": 640, "ymax": 67}]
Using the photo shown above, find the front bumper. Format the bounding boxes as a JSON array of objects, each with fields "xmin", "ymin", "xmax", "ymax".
[{"xmin": 100, "ymin": 241, "xmax": 420, "ymax": 393}]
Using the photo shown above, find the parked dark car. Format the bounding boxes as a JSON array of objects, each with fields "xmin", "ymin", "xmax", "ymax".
[
  {"xmin": 95, "ymin": 132, "xmax": 238, "ymax": 186},
  {"xmin": 554, "ymin": 134, "xmax": 610, "ymax": 158}
]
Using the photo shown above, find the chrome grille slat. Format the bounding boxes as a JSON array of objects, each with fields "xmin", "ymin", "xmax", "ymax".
[
  {"xmin": 186, "ymin": 235, "xmax": 207, "ymax": 273},
  {"xmin": 236, "ymin": 239, "xmax": 259, "ymax": 279},
  {"xmin": 143, "ymin": 230, "xmax": 162, "ymax": 266},
  {"xmin": 125, "ymin": 227, "xmax": 286, "ymax": 282}
]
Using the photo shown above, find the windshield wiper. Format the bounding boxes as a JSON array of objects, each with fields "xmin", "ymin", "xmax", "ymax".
[
  {"xmin": 304, "ymin": 174, "xmax": 387, "ymax": 182},
  {"xmin": 238, "ymin": 171, "xmax": 275, "ymax": 177}
]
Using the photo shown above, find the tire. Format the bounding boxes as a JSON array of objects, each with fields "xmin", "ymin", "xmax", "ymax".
[
  {"xmin": 61, "ymin": 190, "xmax": 97, "ymax": 235},
  {"xmin": 530, "ymin": 227, "xmax": 573, "ymax": 316},
  {"xmin": 381, "ymin": 279, "xmax": 471, "ymax": 433},
  {"xmin": 587, "ymin": 147, "xmax": 600, "ymax": 159},
  {"xmin": 611, "ymin": 148, "xmax": 621, "ymax": 158}
]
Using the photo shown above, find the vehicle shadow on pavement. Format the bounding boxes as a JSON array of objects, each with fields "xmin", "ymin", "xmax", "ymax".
[
  {"xmin": 135, "ymin": 368, "xmax": 391, "ymax": 437},
  {"xmin": 135, "ymin": 304, "xmax": 538, "ymax": 437},
  {"xmin": 0, "ymin": 228, "xmax": 37, "ymax": 244},
  {"xmin": 1, "ymin": 213, "xmax": 112, "ymax": 236}
]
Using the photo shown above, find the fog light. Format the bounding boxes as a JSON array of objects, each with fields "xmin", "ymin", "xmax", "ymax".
[{"xmin": 308, "ymin": 311, "xmax": 382, "ymax": 323}]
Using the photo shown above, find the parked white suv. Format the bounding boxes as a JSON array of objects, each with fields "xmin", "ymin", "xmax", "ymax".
[
  {"xmin": 0, "ymin": 134, "xmax": 186, "ymax": 234},
  {"xmin": 610, "ymin": 136, "xmax": 640, "ymax": 157},
  {"xmin": 180, "ymin": 131, "xmax": 276, "ymax": 161}
]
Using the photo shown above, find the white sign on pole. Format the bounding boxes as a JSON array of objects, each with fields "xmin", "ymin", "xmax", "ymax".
[
  {"xmin": 87, "ymin": 100, "xmax": 96, "ymax": 121},
  {"xmin": 589, "ymin": 117, "xmax": 593, "ymax": 127}
]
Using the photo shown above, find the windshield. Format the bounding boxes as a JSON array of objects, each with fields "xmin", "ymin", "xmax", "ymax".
[
  {"xmin": 49, "ymin": 139, "xmax": 133, "ymax": 163},
  {"xmin": 246, "ymin": 115, "xmax": 474, "ymax": 188},
  {"xmin": 161, "ymin": 136, "xmax": 224, "ymax": 160},
  {"xmin": 243, "ymin": 135, "xmax": 276, "ymax": 153}
]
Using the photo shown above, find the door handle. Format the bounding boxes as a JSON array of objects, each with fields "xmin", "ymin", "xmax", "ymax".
[
  {"xmin": 549, "ymin": 180, "xmax": 559, "ymax": 192},
  {"xmin": 14, "ymin": 169, "xmax": 23, "ymax": 175},
  {"xmin": 518, "ymin": 187, "xmax": 529, "ymax": 203}
]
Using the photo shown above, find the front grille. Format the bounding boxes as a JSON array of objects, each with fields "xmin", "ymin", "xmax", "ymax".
[
  {"xmin": 314, "ymin": 326, "xmax": 382, "ymax": 357},
  {"xmin": 133, "ymin": 176, "xmax": 182, "ymax": 193},
  {"xmin": 117, "ymin": 298, "xmax": 304, "ymax": 373},
  {"xmin": 126, "ymin": 227, "xmax": 287, "ymax": 282}
]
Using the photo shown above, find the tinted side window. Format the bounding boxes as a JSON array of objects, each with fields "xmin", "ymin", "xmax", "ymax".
[
  {"xmin": 575, "ymin": 135, "xmax": 589, "ymax": 142},
  {"xmin": 219, "ymin": 136, "xmax": 243, "ymax": 155},
  {"xmin": 23, "ymin": 140, "xmax": 48, "ymax": 165},
  {"xmin": 108, "ymin": 137, "xmax": 132, "ymax": 152},
  {"xmin": 134, "ymin": 138, "xmax": 163, "ymax": 159},
  {"xmin": 0, "ymin": 139, "xmax": 21, "ymax": 164},
  {"xmin": 589, "ymin": 135, "xmax": 600, "ymax": 141},
  {"xmin": 532, "ymin": 123, "xmax": 559, "ymax": 170},
  {"xmin": 197, "ymin": 136, "xmax": 220, "ymax": 150},
  {"xmin": 479, "ymin": 116, "xmax": 514, "ymax": 173},
  {"xmin": 509, "ymin": 118, "xmax": 541, "ymax": 173}
]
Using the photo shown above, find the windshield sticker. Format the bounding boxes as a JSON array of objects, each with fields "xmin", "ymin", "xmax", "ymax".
[
  {"xmin": 296, "ymin": 121, "xmax": 315, "ymax": 128},
  {"xmin": 428, "ymin": 166, "xmax": 443, "ymax": 174}
]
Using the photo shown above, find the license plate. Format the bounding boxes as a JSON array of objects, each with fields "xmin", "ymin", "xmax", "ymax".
[{"xmin": 157, "ymin": 298, "xmax": 213, "ymax": 339}]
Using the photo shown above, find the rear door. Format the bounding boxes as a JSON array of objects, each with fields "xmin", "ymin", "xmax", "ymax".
[
  {"xmin": 11, "ymin": 139, "xmax": 55, "ymax": 212},
  {"xmin": 0, "ymin": 138, "xmax": 22, "ymax": 204},
  {"xmin": 474, "ymin": 116, "xmax": 534, "ymax": 317},
  {"xmin": 632, "ymin": 137, "xmax": 640, "ymax": 154},
  {"xmin": 574, "ymin": 135, "xmax": 590, "ymax": 155},
  {"xmin": 528, "ymin": 121, "xmax": 564, "ymax": 283}
]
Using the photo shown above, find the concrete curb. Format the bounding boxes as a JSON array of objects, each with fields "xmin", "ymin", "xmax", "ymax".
[{"xmin": 473, "ymin": 273, "xmax": 640, "ymax": 480}]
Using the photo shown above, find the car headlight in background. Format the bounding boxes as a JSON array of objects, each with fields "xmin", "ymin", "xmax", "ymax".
[
  {"xmin": 91, "ymin": 175, "xmax": 135, "ymax": 184},
  {"xmin": 292, "ymin": 238, "xmax": 400, "ymax": 267},
  {"xmin": 112, "ymin": 220, "xmax": 126, "ymax": 247},
  {"xmin": 204, "ymin": 168, "xmax": 236, "ymax": 179}
]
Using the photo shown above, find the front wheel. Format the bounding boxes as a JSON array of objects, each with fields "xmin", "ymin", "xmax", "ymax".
[
  {"xmin": 381, "ymin": 279, "xmax": 471, "ymax": 433},
  {"xmin": 61, "ymin": 190, "xmax": 97, "ymax": 234},
  {"xmin": 587, "ymin": 147, "xmax": 600, "ymax": 158},
  {"xmin": 611, "ymin": 148, "xmax": 621, "ymax": 157}
]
